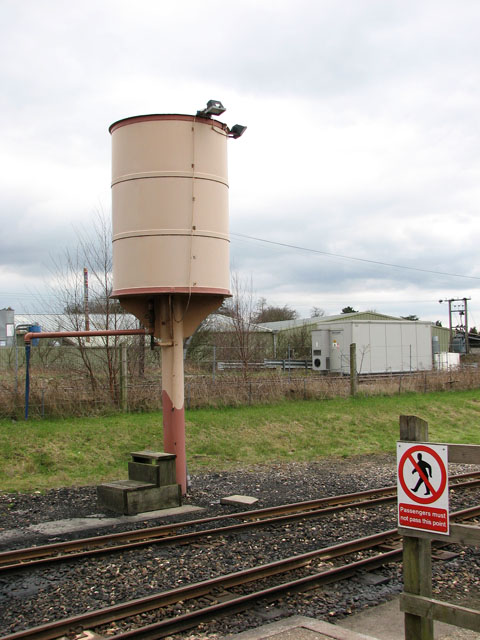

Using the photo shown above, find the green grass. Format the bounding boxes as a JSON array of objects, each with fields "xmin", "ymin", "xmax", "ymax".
[{"xmin": 1, "ymin": 390, "xmax": 479, "ymax": 492}]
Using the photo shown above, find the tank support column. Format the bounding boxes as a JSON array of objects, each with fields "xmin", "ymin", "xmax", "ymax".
[{"xmin": 160, "ymin": 296, "xmax": 187, "ymax": 494}]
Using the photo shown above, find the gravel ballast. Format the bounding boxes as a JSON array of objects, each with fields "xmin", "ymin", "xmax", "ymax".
[{"xmin": 0, "ymin": 455, "xmax": 479, "ymax": 639}]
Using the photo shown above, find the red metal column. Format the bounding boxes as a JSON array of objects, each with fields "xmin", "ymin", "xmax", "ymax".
[{"xmin": 160, "ymin": 296, "xmax": 187, "ymax": 494}]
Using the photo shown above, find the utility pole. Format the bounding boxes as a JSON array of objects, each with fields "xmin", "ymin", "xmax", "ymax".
[{"xmin": 439, "ymin": 297, "xmax": 471, "ymax": 353}]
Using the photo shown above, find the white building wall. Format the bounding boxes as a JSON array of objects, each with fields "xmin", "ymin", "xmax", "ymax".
[{"xmin": 312, "ymin": 321, "xmax": 433, "ymax": 374}]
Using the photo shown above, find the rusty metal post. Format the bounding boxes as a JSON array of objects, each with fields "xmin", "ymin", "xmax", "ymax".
[{"xmin": 160, "ymin": 296, "xmax": 187, "ymax": 495}]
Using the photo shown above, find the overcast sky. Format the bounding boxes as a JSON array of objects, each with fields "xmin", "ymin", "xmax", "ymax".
[{"xmin": 2, "ymin": 0, "xmax": 480, "ymax": 329}]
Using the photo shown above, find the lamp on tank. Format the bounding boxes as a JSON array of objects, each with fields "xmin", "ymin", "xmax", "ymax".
[
  {"xmin": 196, "ymin": 100, "xmax": 247, "ymax": 139},
  {"xmin": 228, "ymin": 124, "xmax": 247, "ymax": 139},
  {"xmin": 196, "ymin": 99, "xmax": 226, "ymax": 118}
]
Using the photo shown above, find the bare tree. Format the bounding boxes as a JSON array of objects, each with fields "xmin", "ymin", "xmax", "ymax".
[
  {"xmin": 219, "ymin": 273, "xmax": 263, "ymax": 379},
  {"xmin": 45, "ymin": 210, "xmax": 137, "ymax": 398}
]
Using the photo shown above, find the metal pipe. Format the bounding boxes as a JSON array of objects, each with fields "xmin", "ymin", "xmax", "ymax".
[{"xmin": 23, "ymin": 328, "xmax": 153, "ymax": 345}]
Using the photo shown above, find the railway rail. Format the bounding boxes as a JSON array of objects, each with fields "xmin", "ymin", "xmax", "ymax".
[
  {"xmin": 1, "ymin": 471, "xmax": 479, "ymax": 574},
  {"xmin": 2, "ymin": 504, "xmax": 479, "ymax": 640}
]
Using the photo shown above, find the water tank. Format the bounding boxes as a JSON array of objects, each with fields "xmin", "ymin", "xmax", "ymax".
[{"xmin": 110, "ymin": 114, "xmax": 230, "ymax": 312}]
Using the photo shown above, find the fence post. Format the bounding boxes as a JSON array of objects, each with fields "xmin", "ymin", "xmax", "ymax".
[
  {"xmin": 350, "ymin": 343, "xmax": 357, "ymax": 397},
  {"xmin": 399, "ymin": 415, "xmax": 433, "ymax": 640},
  {"xmin": 212, "ymin": 345, "xmax": 216, "ymax": 382},
  {"xmin": 120, "ymin": 343, "xmax": 128, "ymax": 412}
]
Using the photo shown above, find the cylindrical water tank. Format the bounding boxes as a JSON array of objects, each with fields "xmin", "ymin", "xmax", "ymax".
[{"xmin": 109, "ymin": 114, "xmax": 230, "ymax": 299}]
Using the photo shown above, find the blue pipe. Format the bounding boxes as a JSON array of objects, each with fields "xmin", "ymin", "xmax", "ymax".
[{"xmin": 24, "ymin": 343, "xmax": 31, "ymax": 420}]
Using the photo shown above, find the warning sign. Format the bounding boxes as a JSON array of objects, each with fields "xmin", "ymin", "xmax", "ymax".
[{"xmin": 397, "ymin": 443, "xmax": 449, "ymax": 534}]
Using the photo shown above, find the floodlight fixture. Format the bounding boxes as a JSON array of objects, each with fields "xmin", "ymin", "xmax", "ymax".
[
  {"xmin": 228, "ymin": 124, "xmax": 247, "ymax": 139},
  {"xmin": 196, "ymin": 99, "xmax": 226, "ymax": 118}
]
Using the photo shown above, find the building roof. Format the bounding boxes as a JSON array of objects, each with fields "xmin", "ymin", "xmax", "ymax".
[
  {"xmin": 202, "ymin": 314, "xmax": 273, "ymax": 333},
  {"xmin": 258, "ymin": 311, "xmax": 408, "ymax": 332}
]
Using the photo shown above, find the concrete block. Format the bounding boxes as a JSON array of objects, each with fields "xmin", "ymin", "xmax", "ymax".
[
  {"xmin": 220, "ymin": 495, "xmax": 259, "ymax": 506},
  {"xmin": 131, "ymin": 450, "xmax": 176, "ymax": 464},
  {"xmin": 128, "ymin": 461, "xmax": 159, "ymax": 486},
  {"xmin": 158, "ymin": 459, "xmax": 176, "ymax": 486},
  {"xmin": 126, "ymin": 484, "xmax": 182, "ymax": 515},
  {"xmin": 129, "ymin": 451, "xmax": 176, "ymax": 486},
  {"xmin": 97, "ymin": 480, "xmax": 182, "ymax": 515},
  {"xmin": 98, "ymin": 451, "xmax": 181, "ymax": 515},
  {"xmin": 97, "ymin": 480, "xmax": 156, "ymax": 514}
]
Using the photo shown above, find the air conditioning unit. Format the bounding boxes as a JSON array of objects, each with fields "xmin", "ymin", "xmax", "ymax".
[{"xmin": 312, "ymin": 349, "xmax": 323, "ymax": 371}]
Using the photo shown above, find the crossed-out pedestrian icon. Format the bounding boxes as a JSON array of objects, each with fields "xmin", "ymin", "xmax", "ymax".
[
  {"xmin": 411, "ymin": 452, "xmax": 432, "ymax": 496},
  {"xmin": 398, "ymin": 444, "xmax": 447, "ymax": 506}
]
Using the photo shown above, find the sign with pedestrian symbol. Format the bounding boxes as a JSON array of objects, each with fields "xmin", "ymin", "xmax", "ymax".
[{"xmin": 397, "ymin": 442, "xmax": 449, "ymax": 535}]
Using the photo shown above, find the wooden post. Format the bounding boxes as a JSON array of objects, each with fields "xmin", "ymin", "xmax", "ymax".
[
  {"xmin": 399, "ymin": 415, "xmax": 433, "ymax": 640},
  {"xmin": 120, "ymin": 343, "xmax": 128, "ymax": 412},
  {"xmin": 350, "ymin": 343, "xmax": 357, "ymax": 397}
]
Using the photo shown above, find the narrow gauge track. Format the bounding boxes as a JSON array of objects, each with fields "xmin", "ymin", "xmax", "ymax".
[
  {"xmin": 1, "ymin": 472, "xmax": 479, "ymax": 574},
  {"xmin": 2, "ymin": 505, "xmax": 479, "ymax": 640}
]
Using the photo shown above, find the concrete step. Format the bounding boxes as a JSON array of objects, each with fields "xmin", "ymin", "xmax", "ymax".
[{"xmin": 97, "ymin": 479, "xmax": 181, "ymax": 515}]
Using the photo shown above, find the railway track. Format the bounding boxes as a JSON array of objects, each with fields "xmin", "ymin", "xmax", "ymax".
[
  {"xmin": 2, "ymin": 504, "xmax": 479, "ymax": 640},
  {"xmin": 1, "ymin": 471, "xmax": 479, "ymax": 573}
]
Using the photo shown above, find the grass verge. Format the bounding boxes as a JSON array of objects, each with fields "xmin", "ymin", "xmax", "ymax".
[{"xmin": 0, "ymin": 390, "xmax": 479, "ymax": 492}]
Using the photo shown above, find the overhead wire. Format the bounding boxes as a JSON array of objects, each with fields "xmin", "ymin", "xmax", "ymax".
[{"xmin": 230, "ymin": 232, "xmax": 480, "ymax": 281}]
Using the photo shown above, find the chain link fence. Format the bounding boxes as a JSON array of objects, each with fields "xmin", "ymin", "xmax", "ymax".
[{"xmin": 1, "ymin": 344, "xmax": 478, "ymax": 419}]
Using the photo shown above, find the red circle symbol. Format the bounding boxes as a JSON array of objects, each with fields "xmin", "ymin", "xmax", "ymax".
[{"xmin": 398, "ymin": 444, "xmax": 447, "ymax": 505}]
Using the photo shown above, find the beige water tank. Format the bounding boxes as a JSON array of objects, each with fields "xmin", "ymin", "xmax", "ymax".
[
  {"xmin": 110, "ymin": 113, "xmax": 232, "ymax": 335},
  {"xmin": 110, "ymin": 113, "xmax": 230, "ymax": 297}
]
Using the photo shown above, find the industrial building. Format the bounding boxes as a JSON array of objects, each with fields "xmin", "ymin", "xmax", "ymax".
[
  {"xmin": 312, "ymin": 319, "xmax": 433, "ymax": 374},
  {"xmin": 0, "ymin": 308, "xmax": 14, "ymax": 347}
]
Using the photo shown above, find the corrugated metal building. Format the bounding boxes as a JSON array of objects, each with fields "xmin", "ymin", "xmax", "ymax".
[
  {"xmin": 312, "ymin": 320, "xmax": 433, "ymax": 374},
  {"xmin": 259, "ymin": 312, "xmax": 450, "ymax": 373}
]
